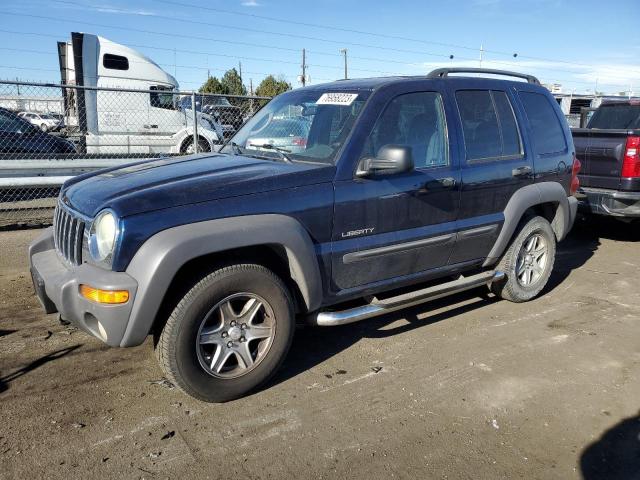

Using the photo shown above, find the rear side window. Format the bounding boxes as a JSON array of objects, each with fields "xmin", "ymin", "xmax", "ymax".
[
  {"xmin": 456, "ymin": 90, "xmax": 522, "ymax": 161},
  {"xmin": 519, "ymin": 91, "xmax": 567, "ymax": 155},
  {"xmin": 492, "ymin": 92, "xmax": 521, "ymax": 156},
  {"xmin": 103, "ymin": 53, "xmax": 129, "ymax": 71}
]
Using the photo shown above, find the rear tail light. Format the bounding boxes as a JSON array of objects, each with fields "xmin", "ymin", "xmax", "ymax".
[
  {"xmin": 621, "ymin": 136, "xmax": 640, "ymax": 178},
  {"xmin": 291, "ymin": 137, "xmax": 307, "ymax": 147},
  {"xmin": 570, "ymin": 156, "xmax": 581, "ymax": 196}
]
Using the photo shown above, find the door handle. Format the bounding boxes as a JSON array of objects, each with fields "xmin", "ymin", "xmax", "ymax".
[
  {"xmin": 512, "ymin": 165, "xmax": 532, "ymax": 177},
  {"xmin": 424, "ymin": 177, "xmax": 456, "ymax": 191}
]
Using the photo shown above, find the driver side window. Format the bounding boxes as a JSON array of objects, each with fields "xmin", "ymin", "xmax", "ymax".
[{"xmin": 363, "ymin": 92, "xmax": 449, "ymax": 169}]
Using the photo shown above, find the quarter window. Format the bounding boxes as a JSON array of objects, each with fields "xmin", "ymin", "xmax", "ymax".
[
  {"xmin": 456, "ymin": 90, "xmax": 522, "ymax": 161},
  {"xmin": 519, "ymin": 91, "xmax": 567, "ymax": 155},
  {"xmin": 363, "ymin": 92, "xmax": 449, "ymax": 168}
]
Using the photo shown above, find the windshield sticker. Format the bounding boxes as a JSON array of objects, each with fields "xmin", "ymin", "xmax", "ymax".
[{"xmin": 316, "ymin": 93, "xmax": 358, "ymax": 106}]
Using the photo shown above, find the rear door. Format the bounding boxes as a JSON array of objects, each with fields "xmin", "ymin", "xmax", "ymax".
[
  {"xmin": 331, "ymin": 87, "xmax": 461, "ymax": 291},
  {"xmin": 448, "ymin": 86, "xmax": 533, "ymax": 264}
]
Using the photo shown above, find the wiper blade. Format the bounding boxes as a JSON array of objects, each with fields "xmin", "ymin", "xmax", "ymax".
[{"xmin": 247, "ymin": 143, "xmax": 292, "ymax": 162}]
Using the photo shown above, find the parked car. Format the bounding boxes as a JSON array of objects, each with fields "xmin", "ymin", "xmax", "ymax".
[
  {"xmin": 18, "ymin": 111, "xmax": 63, "ymax": 132},
  {"xmin": 244, "ymin": 117, "xmax": 311, "ymax": 154},
  {"xmin": 0, "ymin": 108, "xmax": 76, "ymax": 154},
  {"xmin": 30, "ymin": 68, "xmax": 579, "ymax": 402},
  {"xmin": 179, "ymin": 95, "xmax": 243, "ymax": 139},
  {"xmin": 572, "ymin": 100, "xmax": 640, "ymax": 220}
]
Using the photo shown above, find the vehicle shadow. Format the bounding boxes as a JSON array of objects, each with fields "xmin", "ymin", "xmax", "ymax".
[
  {"xmin": 543, "ymin": 214, "xmax": 638, "ymax": 294},
  {"xmin": 580, "ymin": 412, "xmax": 640, "ymax": 480},
  {"xmin": 0, "ymin": 344, "xmax": 81, "ymax": 394},
  {"xmin": 268, "ymin": 214, "xmax": 636, "ymax": 392},
  {"xmin": 270, "ymin": 289, "xmax": 499, "ymax": 389}
]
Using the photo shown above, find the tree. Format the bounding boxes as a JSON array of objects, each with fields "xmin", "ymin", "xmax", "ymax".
[
  {"xmin": 255, "ymin": 75, "xmax": 292, "ymax": 97},
  {"xmin": 199, "ymin": 76, "xmax": 225, "ymax": 94},
  {"xmin": 221, "ymin": 68, "xmax": 247, "ymax": 96}
]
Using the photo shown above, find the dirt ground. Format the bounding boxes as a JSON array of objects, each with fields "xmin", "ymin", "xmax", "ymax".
[{"xmin": 0, "ymin": 217, "xmax": 639, "ymax": 480}]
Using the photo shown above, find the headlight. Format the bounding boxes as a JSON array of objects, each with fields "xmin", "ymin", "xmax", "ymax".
[{"xmin": 89, "ymin": 210, "xmax": 118, "ymax": 264}]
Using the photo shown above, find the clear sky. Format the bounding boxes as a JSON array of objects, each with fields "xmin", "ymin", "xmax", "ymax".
[{"xmin": 0, "ymin": 0, "xmax": 639, "ymax": 94}]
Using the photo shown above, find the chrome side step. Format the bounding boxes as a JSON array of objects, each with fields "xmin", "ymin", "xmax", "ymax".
[{"xmin": 308, "ymin": 271, "xmax": 504, "ymax": 327}]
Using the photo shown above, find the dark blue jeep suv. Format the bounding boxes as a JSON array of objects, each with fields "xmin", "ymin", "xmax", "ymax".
[{"xmin": 29, "ymin": 68, "xmax": 579, "ymax": 402}]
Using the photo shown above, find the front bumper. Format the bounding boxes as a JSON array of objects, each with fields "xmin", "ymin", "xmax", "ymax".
[
  {"xmin": 29, "ymin": 228, "xmax": 138, "ymax": 347},
  {"xmin": 577, "ymin": 187, "xmax": 640, "ymax": 218}
]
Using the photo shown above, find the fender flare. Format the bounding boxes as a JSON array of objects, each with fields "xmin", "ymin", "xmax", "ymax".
[
  {"xmin": 119, "ymin": 214, "xmax": 322, "ymax": 347},
  {"xmin": 483, "ymin": 182, "xmax": 574, "ymax": 268}
]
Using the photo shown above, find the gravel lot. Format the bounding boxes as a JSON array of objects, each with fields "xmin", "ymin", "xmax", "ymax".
[{"xmin": 1, "ymin": 217, "xmax": 639, "ymax": 479}]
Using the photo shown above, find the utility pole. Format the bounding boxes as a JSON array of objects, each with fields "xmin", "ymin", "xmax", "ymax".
[
  {"xmin": 479, "ymin": 44, "xmax": 484, "ymax": 68},
  {"xmin": 340, "ymin": 48, "xmax": 348, "ymax": 79},
  {"xmin": 250, "ymin": 78, "xmax": 253, "ymax": 96},
  {"xmin": 238, "ymin": 61, "xmax": 243, "ymax": 84},
  {"xmin": 301, "ymin": 48, "xmax": 307, "ymax": 86}
]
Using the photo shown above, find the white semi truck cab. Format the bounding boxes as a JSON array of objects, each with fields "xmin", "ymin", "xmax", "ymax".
[{"xmin": 57, "ymin": 32, "xmax": 221, "ymax": 155}]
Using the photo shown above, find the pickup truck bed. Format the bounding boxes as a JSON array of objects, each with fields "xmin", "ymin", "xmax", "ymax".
[{"xmin": 572, "ymin": 101, "xmax": 640, "ymax": 218}]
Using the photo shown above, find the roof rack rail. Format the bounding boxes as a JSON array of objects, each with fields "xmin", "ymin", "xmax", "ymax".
[{"xmin": 427, "ymin": 68, "xmax": 540, "ymax": 85}]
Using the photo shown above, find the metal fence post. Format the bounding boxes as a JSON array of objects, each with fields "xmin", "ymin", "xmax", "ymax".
[{"xmin": 191, "ymin": 91, "xmax": 199, "ymax": 154}]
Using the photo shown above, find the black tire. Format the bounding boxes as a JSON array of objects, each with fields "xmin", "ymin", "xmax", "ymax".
[
  {"xmin": 180, "ymin": 136, "xmax": 211, "ymax": 154},
  {"xmin": 155, "ymin": 264, "xmax": 294, "ymax": 402},
  {"xmin": 491, "ymin": 215, "xmax": 556, "ymax": 303},
  {"xmin": 40, "ymin": 123, "xmax": 48, "ymax": 132}
]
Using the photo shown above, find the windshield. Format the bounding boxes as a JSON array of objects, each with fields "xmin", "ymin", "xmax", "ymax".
[
  {"xmin": 222, "ymin": 89, "xmax": 370, "ymax": 163},
  {"xmin": 588, "ymin": 103, "xmax": 640, "ymax": 129},
  {"xmin": 204, "ymin": 96, "xmax": 233, "ymax": 107}
]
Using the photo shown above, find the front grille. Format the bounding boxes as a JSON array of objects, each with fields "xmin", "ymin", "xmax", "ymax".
[{"xmin": 53, "ymin": 203, "xmax": 86, "ymax": 266}]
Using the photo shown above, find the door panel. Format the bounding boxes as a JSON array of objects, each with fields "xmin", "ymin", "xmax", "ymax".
[
  {"xmin": 331, "ymin": 90, "xmax": 460, "ymax": 291},
  {"xmin": 450, "ymin": 88, "xmax": 533, "ymax": 264}
]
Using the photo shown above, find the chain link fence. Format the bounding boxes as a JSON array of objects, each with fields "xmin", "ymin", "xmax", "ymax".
[{"xmin": 0, "ymin": 80, "xmax": 270, "ymax": 227}]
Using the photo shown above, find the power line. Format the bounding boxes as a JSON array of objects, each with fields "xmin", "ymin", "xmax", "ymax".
[
  {"xmin": 140, "ymin": 0, "xmax": 640, "ymax": 70},
  {"xmin": 10, "ymin": 2, "xmax": 640, "ymax": 80},
  {"xmin": 0, "ymin": 25, "xmax": 635, "ymax": 89},
  {"xmin": 0, "ymin": 53, "xmax": 626, "ymax": 90},
  {"xmin": 29, "ymin": 3, "xmax": 466, "ymax": 63},
  {"xmin": 0, "ymin": 28, "xmax": 630, "ymax": 83}
]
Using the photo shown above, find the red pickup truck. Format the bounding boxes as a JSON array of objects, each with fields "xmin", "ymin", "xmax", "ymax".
[{"xmin": 572, "ymin": 100, "xmax": 640, "ymax": 221}]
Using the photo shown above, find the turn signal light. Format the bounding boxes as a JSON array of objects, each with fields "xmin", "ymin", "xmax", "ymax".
[{"xmin": 79, "ymin": 285, "xmax": 129, "ymax": 304}]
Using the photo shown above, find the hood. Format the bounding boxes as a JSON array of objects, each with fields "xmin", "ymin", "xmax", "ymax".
[{"xmin": 62, "ymin": 153, "xmax": 335, "ymax": 217}]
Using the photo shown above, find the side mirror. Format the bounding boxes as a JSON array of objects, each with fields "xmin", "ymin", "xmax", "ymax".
[{"xmin": 356, "ymin": 144, "xmax": 414, "ymax": 178}]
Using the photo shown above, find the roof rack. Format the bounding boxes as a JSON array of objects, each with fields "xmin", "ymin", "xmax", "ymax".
[{"xmin": 427, "ymin": 68, "xmax": 540, "ymax": 85}]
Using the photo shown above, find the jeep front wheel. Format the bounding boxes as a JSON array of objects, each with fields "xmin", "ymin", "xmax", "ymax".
[
  {"xmin": 155, "ymin": 264, "xmax": 294, "ymax": 402},
  {"xmin": 491, "ymin": 215, "xmax": 556, "ymax": 303}
]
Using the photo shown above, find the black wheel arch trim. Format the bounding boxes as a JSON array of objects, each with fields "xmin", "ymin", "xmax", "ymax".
[
  {"xmin": 483, "ymin": 182, "xmax": 577, "ymax": 268},
  {"xmin": 120, "ymin": 214, "xmax": 322, "ymax": 347}
]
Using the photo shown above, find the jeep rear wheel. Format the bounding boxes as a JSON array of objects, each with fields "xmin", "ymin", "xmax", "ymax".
[
  {"xmin": 491, "ymin": 215, "xmax": 556, "ymax": 303},
  {"xmin": 155, "ymin": 264, "xmax": 294, "ymax": 402}
]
